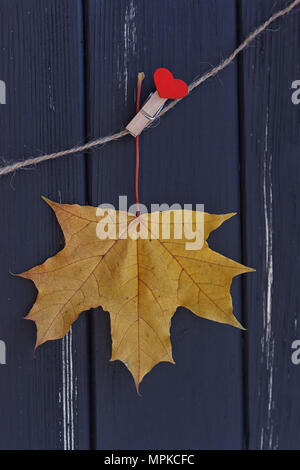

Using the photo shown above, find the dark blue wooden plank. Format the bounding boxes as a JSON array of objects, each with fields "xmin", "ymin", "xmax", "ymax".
[
  {"xmin": 238, "ymin": 0, "xmax": 300, "ymax": 450},
  {"xmin": 0, "ymin": 0, "xmax": 90, "ymax": 449},
  {"xmin": 84, "ymin": 0, "xmax": 245, "ymax": 450}
]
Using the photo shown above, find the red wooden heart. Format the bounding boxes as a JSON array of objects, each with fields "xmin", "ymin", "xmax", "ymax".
[{"xmin": 154, "ymin": 68, "xmax": 188, "ymax": 99}]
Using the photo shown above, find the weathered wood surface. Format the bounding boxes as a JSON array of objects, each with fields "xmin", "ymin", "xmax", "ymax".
[
  {"xmin": 84, "ymin": 0, "xmax": 244, "ymax": 450},
  {"xmin": 0, "ymin": 0, "xmax": 299, "ymax": 450},
  {"xmin": 239, "ymin": 0, "xmax": 300, "ymax": 450},
  {"xmin": 0, "ymin": 0, "xmax": 90, "ymax": 450}
]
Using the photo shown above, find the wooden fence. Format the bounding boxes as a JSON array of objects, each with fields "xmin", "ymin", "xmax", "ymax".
[{"xmin": 0, "ymin": 0, "xmax": 299, "ymax": 450}]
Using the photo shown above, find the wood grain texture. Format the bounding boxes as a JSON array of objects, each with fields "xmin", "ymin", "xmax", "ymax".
[
  {"xmin": 83, "ymin": 0, "xmax": 245, "ymax": 450},
  {"xmin": 0, "ymin": 0, "xmax": 90, "ymax": 449},
  {"xmin": 238, "ymin": 0, "xmax": 300, "ymax": 450},
  {"xmin": 0, "ymin": 0, "xmax": 299, "ymax": 450}
]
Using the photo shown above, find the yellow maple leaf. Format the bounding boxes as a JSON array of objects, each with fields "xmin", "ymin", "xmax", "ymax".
[{"xmin": 20, "ymin": 199, "xmax": 253, "ymax": 391}]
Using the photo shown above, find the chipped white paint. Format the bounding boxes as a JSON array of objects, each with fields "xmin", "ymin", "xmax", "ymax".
[
  {"xmin": 122, "ymin": 0, "xmax": 137, "ymax": 101},
  {"xmin": 48, "ymin": 75, "xmax": 55, "ymax": 112},
  {"xmin": 61, "ymin": 328, "xmax": 76, "ymax": 450},
  {"xmin": 260, "ymin": 106, "xmax": 276, "ymax": 450}
]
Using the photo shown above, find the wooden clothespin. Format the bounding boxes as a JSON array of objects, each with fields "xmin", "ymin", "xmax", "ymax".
[
  {"xmin": 126, "ymin": 91, "xmax": 167, "ymax": 138},
  {"xmin": 126, "ymin": 68, "xmax": 189, "ymax": 138}
]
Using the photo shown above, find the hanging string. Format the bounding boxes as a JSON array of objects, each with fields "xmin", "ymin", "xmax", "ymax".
[
  {"xmin": 0, "ymin": 0, "xmax": 299, "ymax": 178},
  {"xmin": 135, "ymin": 73, "xmax": 144, "ymax": 217}
]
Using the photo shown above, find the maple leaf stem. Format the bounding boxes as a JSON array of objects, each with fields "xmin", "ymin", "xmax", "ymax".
[{"xmin": 135, "ymin": 72, "xmax": 144, "ymax": 218}]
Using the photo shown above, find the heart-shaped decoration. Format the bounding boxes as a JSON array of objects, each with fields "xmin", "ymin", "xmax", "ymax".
[{"xmin": 154, "ymin": 68, "xmax": 188, "ymax": 99}]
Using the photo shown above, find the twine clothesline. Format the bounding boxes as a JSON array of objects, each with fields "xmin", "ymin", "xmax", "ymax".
[{"xmin": 1, "ymin": 0, "xmax": 299, "ymax": 177}]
